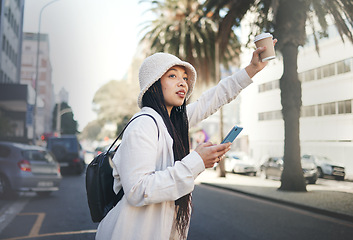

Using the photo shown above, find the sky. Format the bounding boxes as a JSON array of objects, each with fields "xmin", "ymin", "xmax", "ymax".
[{"xmin": 23, "ymin": 0, "xmax": 152, "ymax": 131}]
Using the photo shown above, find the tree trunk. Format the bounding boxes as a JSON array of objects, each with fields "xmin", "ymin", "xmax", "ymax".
[
  {"xmin": 215, "ymin": 39, "xmax": 226, "ymax": 178},
  {"xmin": 218, "ymin": 108, "xmax": 226, "ymax": 177},
  {"xmin": 275, "ymin": 0, "xmax": 308, "ymax": 192},
  {"xmin": 279, "ymin": 43, "xmax": 306, "ymax": 191}
]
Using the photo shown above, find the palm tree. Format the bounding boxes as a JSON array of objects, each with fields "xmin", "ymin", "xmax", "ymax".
[
  {"xmin": 203, "ymin": 0, "xmax": 353, "ymax": 191},
  {"xmin": 140, "ymin": 0, "xmax": 241, "ymax": 87}
]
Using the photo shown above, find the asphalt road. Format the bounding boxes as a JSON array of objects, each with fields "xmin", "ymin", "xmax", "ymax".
[
  {"xmin": 0, "ymin": 173, "xmax": 353, "ymax": 240},
  {"xmin": 189, "ymin": 184, "xmax": 353, "ymax": 240},
  {"xmin": 0, "ymin": 173, "xmax": 98, "ymax": 240}
]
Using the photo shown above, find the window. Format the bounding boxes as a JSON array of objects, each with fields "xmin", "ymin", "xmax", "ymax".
[
  {"xmin": 302, "ymin": 105, "xmax": 316, "ymax": 117},
  {"xmin": 323, "ymin": 63, "xmax": 335, "ymax": 78},
  {"xmin": 304, "ymin": 69, "xmax": 315, "ymax": 82},
  {"xmin": 41, "ymin": 59, "xmax": 47, "ymax": 67},
  {"xmin": 337, "ymin": 59, "xmax": 351, "ymax": 74},
  {"xmin": 318, "ymin": 104, "xmax": 323, "ymax": 116},
  {"xmin": 317, "ymin": 67, "xmax": 323, "ymax": 80},
  {"xmin": 258, "ymin": 110, "xmax": 282, "ymax": 121},
  {"xmin": 22, "ymin": 150, "xmax": 55, "ymax": 163},
  {"xmin": 338, "ymin": 100, "xmax": 352, "ymax": 114},
  {"xmin": 258, "ymin": 80, "xmax": 279, "ymax": 93},
  {"xmin": 40, "ymin": 72, "xmax": 46, "ymax": 81},
  {"xmin": 323, "ymin": 102, "xmax": 336, "ymax": 115}
]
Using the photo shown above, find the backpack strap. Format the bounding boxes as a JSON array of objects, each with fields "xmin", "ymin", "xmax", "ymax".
[{"xmin": 105, "ymin": 114, "xmax": 159, "ymax": 155}]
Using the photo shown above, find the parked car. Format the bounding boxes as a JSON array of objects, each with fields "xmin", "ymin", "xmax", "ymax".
[
  {"xmin": 302, "ymin": 154, "xmax": 345, "ymax": 180},
  {"xmin": 259, "ymin": 156, "xmax": 318, "ymax": 184},
  {"xmin": 224, "ymin": 152, "xmax": 257, "ymax": 176},
  {"xmin": 46, "ymin": 135, "xmax": 85, "ymax": 175},
  {"xmin": 0, "ymin": 141, "xmax": 62, "ymax": 198}
]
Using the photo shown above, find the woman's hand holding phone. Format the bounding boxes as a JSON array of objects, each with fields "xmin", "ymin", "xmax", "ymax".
[{"xmin": 195, "ymin": 142, "xmax": 231, "ymax": 168}]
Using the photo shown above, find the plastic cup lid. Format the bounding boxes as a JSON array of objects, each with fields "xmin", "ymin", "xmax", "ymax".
[{"xmin": 254, "ymin": 33, "xmax": 273, "ymax": 42}]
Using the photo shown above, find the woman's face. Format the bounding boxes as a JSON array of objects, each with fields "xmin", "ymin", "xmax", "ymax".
[{"xmin": 160, "ymin": 65, "xmax": 189, "ymax": 115}]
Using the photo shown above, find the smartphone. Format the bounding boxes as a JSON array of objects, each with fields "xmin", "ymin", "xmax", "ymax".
[{"xmin": 221, "ymin": 126, "xmax": 243, "ymax": 144}]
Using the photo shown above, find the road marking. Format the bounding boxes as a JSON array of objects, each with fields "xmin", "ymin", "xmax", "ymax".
[
  {"xmin": 0, "ymin": 198, "xmax": 30, "ymax": 235},
  {"xmin": 18, "ymin": 213, "xmax": 45, "ymax": 237},
  {"xmin": 1, "ymin": 229, "xmax": 97, "ymax": 240}
]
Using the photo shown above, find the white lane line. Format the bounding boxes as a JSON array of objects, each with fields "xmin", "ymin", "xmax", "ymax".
[{"xmin": 0, "ymin": 198, "xmax": 31, "ymax": 234}]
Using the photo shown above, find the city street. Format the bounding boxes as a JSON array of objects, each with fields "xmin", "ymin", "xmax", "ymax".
[
  {"xmin": 0, "ymin": 173, "xmax": 98, "ymax": 240},
  {"xmin": 189, "ymin": 184, "xmax": 353, "ymax": 240},
  {"xmin": 0, "ymin": 173, "xmax": 352, "ymax": 240}
]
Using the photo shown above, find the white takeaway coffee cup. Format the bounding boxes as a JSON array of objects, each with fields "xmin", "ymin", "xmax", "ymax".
[{"xmin": 254, "ymin": 33, "xmax": 275, "ymax": 62}]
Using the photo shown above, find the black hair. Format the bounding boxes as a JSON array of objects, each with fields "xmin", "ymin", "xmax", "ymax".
[{"xmin": 142, "ymin": 80, "xmax": 191, "ymax": 238}]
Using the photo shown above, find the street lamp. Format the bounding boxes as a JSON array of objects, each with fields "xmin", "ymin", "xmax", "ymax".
[{"xmin": 33, "ymin": 0, "xmax": 59, "ymax": 142}]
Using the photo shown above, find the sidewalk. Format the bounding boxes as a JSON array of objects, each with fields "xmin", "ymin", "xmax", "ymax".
[{"xmin": 196, "ymin": 170, "xmax": 353, "ymax": 222}]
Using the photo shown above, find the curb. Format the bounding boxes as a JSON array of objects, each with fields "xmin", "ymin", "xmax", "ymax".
[{"xmin": 201, "ymin": 182, "xmax": 353, "ymax": 223}]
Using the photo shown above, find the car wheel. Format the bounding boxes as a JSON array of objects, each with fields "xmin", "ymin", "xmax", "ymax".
[
  {"xmin": 307, "ymin": 178, "xmax": 317, "ymax": 184},
  {"xmin": 317, "ymin": 168, "xmax": 324, "ymax": 178},
  {"xmin": 0, "ymin": 175, "xmax": 16, "ymax": 199}
]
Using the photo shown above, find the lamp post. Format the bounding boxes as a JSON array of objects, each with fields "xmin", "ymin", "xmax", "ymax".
[{"xmin": 33, "ymin": 0, "xmax": 59, "ymax": 142}]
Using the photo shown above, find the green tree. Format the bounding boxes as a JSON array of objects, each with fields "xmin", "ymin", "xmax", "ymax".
[
  {"xmin": 92, "ymin": 80, "xmax": 139, "ymax": 130},
  {"xmin": 203, "ymin": 0, "xmax": 353, "ymax": 191},
  {"xmin": 141, "ymin": 0, "xmax": 241, "ymax": 87},
  {"xmin": 52, "ymin": 102, "xmax": 78, "ymax": 135},
  {"xmin": 79, "ymin": 120, "xmax": 102, "ymax": 141}
]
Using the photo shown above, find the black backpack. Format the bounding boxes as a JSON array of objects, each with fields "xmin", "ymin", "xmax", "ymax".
[{"xmin": 85, "ymin": 114, "xmax": 159, "ymax": 222}]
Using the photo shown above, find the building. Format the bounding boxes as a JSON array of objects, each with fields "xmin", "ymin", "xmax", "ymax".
[
  {"xmin": 241, "ymin": 25, "xmax": 353, "ymax": 179},
  {"xmin": 0, "ymin": 0, "xmax": 24, "ymax": 83},
  {"xmin": 21, "ymin": 32, "xmax": 55, "ymax": 139},
  {"xmin": 0, "ymin": 0, "xmax": 29, "ymax": 143}
]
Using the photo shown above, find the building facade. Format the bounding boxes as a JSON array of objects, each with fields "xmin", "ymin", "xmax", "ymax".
[
  {"xmin": 0, "ymin": 0, "xmax": 29, "ymax": 143},
  {"xmin": 0, "ymin": 0, "xmax": 24, "ymax": 84},
  {"xmin": 21, "ymin": 32, "xmax": 55, "ymax": 139},
  {"xmin": 243, "ymin": 26, "xmax": 353, "ymax": 179}
]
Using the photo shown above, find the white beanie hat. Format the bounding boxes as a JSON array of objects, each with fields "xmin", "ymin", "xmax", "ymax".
[{"xmin": 137, "ymin": 52, "xmax": 197, "ymax": 108}]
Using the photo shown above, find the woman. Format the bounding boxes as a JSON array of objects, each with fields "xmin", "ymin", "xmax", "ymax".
[{"xmin": 96, "ymin": 42, "xmax": 276, "ymax": 240}]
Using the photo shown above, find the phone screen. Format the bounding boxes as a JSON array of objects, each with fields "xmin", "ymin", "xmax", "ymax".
[{"xmin": 221, "ymin": 126, "xmax": 243, "ymax": 144}]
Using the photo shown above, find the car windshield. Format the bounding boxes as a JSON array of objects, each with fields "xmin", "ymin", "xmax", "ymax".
[
  {"xmin": 301, "ymin": 158, "xmax": 314, "ymax": 164},
  {"xmin": 48, "ymin": 138, "xmax": 77, "ymax": 152},
  {"xmin": 22, "ymin": 150, "xmax": 55, "ymax": 163},
  {"xmin": 316, "ymin": 156, "xmax": 332, "ymax": 163}
]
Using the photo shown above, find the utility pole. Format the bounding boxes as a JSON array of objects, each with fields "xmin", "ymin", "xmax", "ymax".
[{"xmin": 33, "ymin": 0, "xmax": 59, "ymax": 142}]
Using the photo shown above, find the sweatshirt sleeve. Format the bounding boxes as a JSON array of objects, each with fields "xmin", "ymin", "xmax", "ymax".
[
  {"xmin": 187, "ymin": 68, "xmax": 253, "ymax": 128},
  {"xmin": 113, "ymin": 116, "xmax": 205, "ymax": 207}
]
